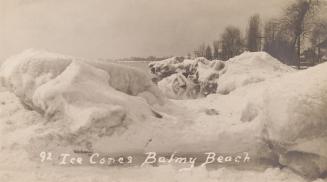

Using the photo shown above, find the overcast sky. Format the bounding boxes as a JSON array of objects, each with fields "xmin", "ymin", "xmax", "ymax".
[{"xmin": 0, "ymin": 0, "xmax": 289, "ymax": 60}]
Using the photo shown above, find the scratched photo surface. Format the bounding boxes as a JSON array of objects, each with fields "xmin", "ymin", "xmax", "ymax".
[{"xmin": 0, "ymin": 0, "xmax": 327, "ymax": 182}]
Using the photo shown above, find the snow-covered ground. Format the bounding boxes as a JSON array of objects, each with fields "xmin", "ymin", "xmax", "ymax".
[{"xmin": 0, "ymin": 50, "xmax": 326, "ymax": 182}]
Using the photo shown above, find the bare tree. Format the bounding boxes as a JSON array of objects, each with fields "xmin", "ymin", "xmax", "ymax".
[
  {"xmin": 281, "ymin": 0, "xmax": 320, "ymax": 68},
  {"xmin": 213, "ymin": 41, "xmax": 220, "ymax": 60},
  {"xmin": 194, "ymin": 43, "xmax": 206, "ymax": 58},
  {"xmin": 263, "ymin": 0, "xmax": 323, "ymax": 67},
  {"xmin": 310, "ymin": 19, "xmax": 327, "ymax": 63},
  {"xmin": 205, "ymin": 45, "xmax": 213, "ymax": 60},
  {"xmin": 246, "ymin": 14, "xmax": 261, "ymax": 52},
  {"xmin": 221, "ymin": 26, "xmax": 244, "ymax": 60},
  {"xmin": 263, "ymin": 19, "xmax": 297, "ymax": 65},
  {"xmin": 186, "ymin": 53, "xmax": 192, "ymax": 59}
]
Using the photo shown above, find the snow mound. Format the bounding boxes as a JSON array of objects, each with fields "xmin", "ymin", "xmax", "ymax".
[
  {"xmin": 262, "ymin": 62, "xmax": 327, "ymax": 179},
  {"xmin": 0, "ymin": 49, "xmax": 165, "ymax": 134},
  {"xmin": 33, "ymin": 61, "xmax": 156, "ymax": 132},
  {"xmin": 88, "ymin": 60, "xmax": 165, "ymax": 104},
  {"xmin": 217, "ymin": 52, "xmax": 295, "ymax": 94},
  {"xmin": 0, "ymin": 49, "xmax": 73, "ymax": 107},
  {"xmin": 171, "ymin": 61, "xmax": 327, "ymax": 179}
]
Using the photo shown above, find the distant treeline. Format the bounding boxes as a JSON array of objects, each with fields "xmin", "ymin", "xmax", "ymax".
[
  {"xmin": 193, "ymin": 0, "xmax": 327, "ymax": 69},
  {"xmin": 114, "ymin": 56, "xmax": 171, "ymax": 62}
]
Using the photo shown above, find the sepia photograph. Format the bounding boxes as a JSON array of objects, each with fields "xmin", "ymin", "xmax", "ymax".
[{"xmin": 0, "ymin": 0, "xmax": 327, "ymax": 181}]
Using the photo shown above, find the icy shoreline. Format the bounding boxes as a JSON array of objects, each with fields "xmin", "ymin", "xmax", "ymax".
[{"xmin": 0, "ymin": 50, "xmax": 326, "ymax": 181}]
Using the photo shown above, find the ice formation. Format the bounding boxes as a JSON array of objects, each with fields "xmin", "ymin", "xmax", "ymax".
[
  {"xmin": 0, "ymin": 49, "xmax": 165, "ymax": 134},
  {"xmin": 0, "ymin": 50, "xmax": 326, "ymax": 181},
  {"xmin": 149, "ymin": 57, "xmax": 225, "ymax": 99},
  {"xmin": 149, "ymin": 52, "xmax": 293, "ymax": 99},
  {"xmin": 261, "ymin": 62, "xmax": 327, "ymax": 179}
]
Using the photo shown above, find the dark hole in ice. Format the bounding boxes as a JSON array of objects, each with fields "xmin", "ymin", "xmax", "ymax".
[{"xmin": 152, "ymin": 110, "xmax": 163, "ymax": 118}]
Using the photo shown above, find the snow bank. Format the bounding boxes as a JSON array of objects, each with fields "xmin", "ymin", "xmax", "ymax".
[
  {"xmin": 0, "ymin": 50, "xmax": 326, "ymax": 181},
  {"xmin": 174, "ymin": 61, "xmax": 327, "ymax": 179},
  {"xmin": 262, "ymin": 62, "xmax": 327, "ymax": 179},
  {"xmin": 217, "ymin": 52, "xmax": 294, "ymax": 94},
  {"xmin": 87, "ymin": 60, "xmax": 164, "ymax": 104},
  {"xmin": 33, "ymin": 61, "xmax": 157, "ymax": 132},
  {"xmin": 0, "ymin": 49, "xmax": 72, "ymax": 108},
  {"xmin": 0, "ymin": 49, "xmax": 165, "ymax": 134},
  {"xmin": 0, "ymin": 164, "xmax": 311, "ymax": 182}
]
